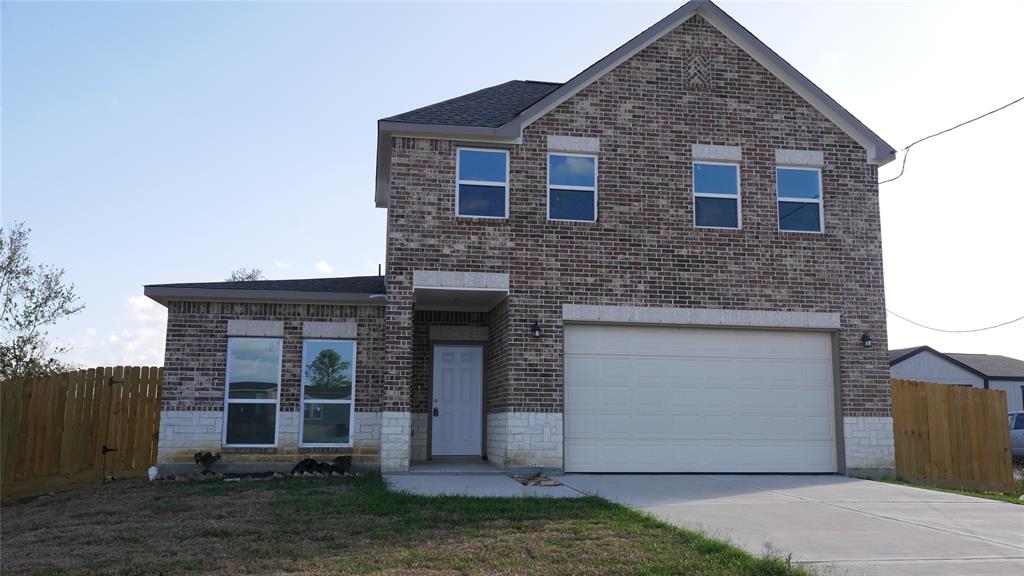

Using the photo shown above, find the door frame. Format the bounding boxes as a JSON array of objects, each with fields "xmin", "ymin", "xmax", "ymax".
[{"xmin": 428, "ymin": 342, "xmax": 487, "ymax": 459}]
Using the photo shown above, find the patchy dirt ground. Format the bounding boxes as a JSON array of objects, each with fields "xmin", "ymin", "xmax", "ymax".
[{"xmin": 1, "ymin": 475, "xmax": 810, "ymax": 576}]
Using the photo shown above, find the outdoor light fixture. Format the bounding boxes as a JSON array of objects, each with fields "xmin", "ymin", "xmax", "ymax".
[
  {"xmin": 531, "ymin": 321, "xmax": 542, "ymax": 338},
  {"xmin": 861, "ymin": 333, "xmax": 873, "ymax": 348}
]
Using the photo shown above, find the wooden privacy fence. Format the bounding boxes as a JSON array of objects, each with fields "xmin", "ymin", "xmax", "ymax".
[
  {"xmin": 892, "ymin": 379, "xmax": 1014, "ymax": 494},
  {"xmin": 1, "ymin": 366, "xmax": 163, "ymax": 500}
]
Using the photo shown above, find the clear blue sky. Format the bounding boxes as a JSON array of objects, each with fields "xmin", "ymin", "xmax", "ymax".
[{"xmin": 3, "ymin": 1, "xmax": 1022, "ymax": 366}]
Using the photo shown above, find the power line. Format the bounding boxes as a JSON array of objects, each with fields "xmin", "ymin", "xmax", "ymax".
[
  {"xmin": 886, "ymin": 309, "xmax": 1024, "ymax": 333},
  {"xmin": 879, "ymin": 95, "xmax": 1024, "ymax": 185}
]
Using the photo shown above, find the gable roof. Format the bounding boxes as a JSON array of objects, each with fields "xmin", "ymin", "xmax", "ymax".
[
  {"xmin": 889, "ymin": 345, "xmax": 1024, "ymax": 381},
  {"xmin": 144, "ymin": 275, "xmax": 386, "ymax": 306},
  {"xmin": 375, "ymin": 0, "xmax": 896, "ymax": 208},
  {"xmin": 889, "ymin": 346, "xmax": 927, "ymax": 364},
  {"xmin": 382, "ymin": 80, "xmax": 561, "ymax": 128},
  {"xmin": 946, "ymin": 353, "xmax": 1024, "ymax": 380}
]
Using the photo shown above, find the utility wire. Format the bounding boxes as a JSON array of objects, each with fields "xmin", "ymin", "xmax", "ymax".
[
  {"xmin": 886, "ymin": 309, "xmax": 1024, "ymax": 333},
  {"xmin": 879, "ymin": 95, "xmax": 1024, "ymax": 185}
]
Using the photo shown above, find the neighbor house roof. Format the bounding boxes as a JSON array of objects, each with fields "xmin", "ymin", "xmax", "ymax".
[
  {"xmin": 946, "ymin": 353, "xmax": 1024, "ymax": 380},
  {"xmin": 382, "ymin": 80, "xmax": 562, "ymax": 128},
  {"xmin": 889, "ymin": 346, "xmax": 927, "ymax": 364},
  {"xmin": 144, "ymin": 276, "xmax": 386, "ymax": 306},
  {"xmin": 374, "ymin": 0, "xmax": 896, "ymax": 208},
  {"xmin": 889, "ymin": 345, "xmax": 1024, "ymax": 381}
]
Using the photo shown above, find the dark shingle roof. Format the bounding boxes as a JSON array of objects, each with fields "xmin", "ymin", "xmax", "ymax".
[
  {"xmin": 889, "ymin": 346, "xmax": 926, "ymax": 364},
  {"xmin": 946, "ymin": 353, "xmax": 1024, "ymax": 379},
  {"xmin": 382, "ymin": 80, "xmax": 562, "ymax": 128},
  {"xmin": 145, "ymin": 275, "xmax": 385, "ymax": 294},
  {"xmin": 889, "ymin": 345, "xmax": 1024, "ymax": 379}
]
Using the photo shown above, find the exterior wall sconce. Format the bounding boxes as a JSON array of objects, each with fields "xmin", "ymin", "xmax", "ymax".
[
  {"xmin": 531, "ymin": 321, "xmax": 542, "ymax": 338},
  {"xmin": 861, "ymin": 333, "xmax": 873, "ymax": 348}
]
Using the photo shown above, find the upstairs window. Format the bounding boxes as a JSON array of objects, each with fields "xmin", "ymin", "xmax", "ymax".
[
  {"xmin": 549, "ymin": 153, "xmax": 598, "ymax": 221},
  {"xmin": 693, "ymin": 162, "xmax": 740, "ymax": 229},
  {"xmin": 777, "ymin": 167, "xmax": 823, "ymax": 233},
  {"xmin": 457, "ymin": 148, "xmax": 508, "ymax": 218}
]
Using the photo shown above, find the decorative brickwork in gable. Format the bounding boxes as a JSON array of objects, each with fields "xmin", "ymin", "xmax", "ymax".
[{"xmin": 385, "ymin": 15, "xmax": 890, "ymax": 418}]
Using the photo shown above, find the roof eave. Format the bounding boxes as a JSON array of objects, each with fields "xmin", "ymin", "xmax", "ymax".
[
  {"xmin": 144, "ymin": 286, "xmax": 387, "ymax": 307},
  {"xmin": 375, "ymin": 121, "xmax": 522, "ymax": 208}
]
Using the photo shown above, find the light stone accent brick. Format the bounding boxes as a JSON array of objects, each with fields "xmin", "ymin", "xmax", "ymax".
[
  {"xmin": 547, "ymin": 135, "xmax": 600, "ymax": 153},
  {"xmin": 226, "ymin": 319, "xmax": 284, "ymax": 337},
  {"xmin": 502, "ymin": 412, "xmax": 563, "ymax": 470},
  {"xmin": 412, "ymin": 270, "xmax": 509, "ymax": 290},
  {"xmin": 157, "ymin": 410, "xmax": 382, "ymax": 467},
  {"xmin": 486, "ymin": 412, "xmax": 509, "ymax": 466},
  {"xmin": 302, "ymin": 321, "xmax": 357, "ymax": 339},
  {"xmin": 776, "ymin": 148, "xmax": 824, "ymax": 167},
  {"xmin": 691, "ymin": 143, "xmax": 742, "ymax": 161},
  {"xmin": 843, "ymin": 416, "xmax": 895, "ymax": 470},
  {"xmin": 563, "ymin": 304, "xmax": 840, "ymax": 330},
  {"xmin": 380, "ymin": 411, "xmax": 412, "ymax": 472}
]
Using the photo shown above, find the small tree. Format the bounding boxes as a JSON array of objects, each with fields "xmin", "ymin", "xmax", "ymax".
[
  {"xmin": 305, "ymin": 349, "xmax": 351, "ymax": 389},
  {"xmin": 227, "ymin": 267, "xmax": 264, "ymax": 282},
  {"xmin": 1, "ymin": 222, "xmax": 84, "ymax": 381}
]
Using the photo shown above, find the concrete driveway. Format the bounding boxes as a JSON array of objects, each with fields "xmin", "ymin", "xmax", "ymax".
[{"xmin": 560, "ymin": 474, "xmax": 1024, "ymax": 576}]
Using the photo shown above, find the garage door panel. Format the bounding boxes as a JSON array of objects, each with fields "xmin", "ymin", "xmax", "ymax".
[{"xmin": 564, "ymin": 324, "xmax": 837, "ymax": 473}]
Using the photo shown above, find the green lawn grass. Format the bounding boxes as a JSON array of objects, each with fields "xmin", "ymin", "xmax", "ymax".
[
  {"xmin": 1, "ymin": 474, "xmax": 813, "ymax": 576},
  {"xmin": 870, "ymin": 475, "xmax": 1024, "ymax": 505}
]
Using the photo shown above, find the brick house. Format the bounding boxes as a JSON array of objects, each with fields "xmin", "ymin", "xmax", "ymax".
[{"xmin": 146, "ymin": 0, "xmax": 897, "ymax": 475}]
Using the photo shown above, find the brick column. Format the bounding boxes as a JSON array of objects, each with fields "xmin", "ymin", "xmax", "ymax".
[{"xmin": 381, "ymin": 276, "xmax": 414, "ymax": 472}]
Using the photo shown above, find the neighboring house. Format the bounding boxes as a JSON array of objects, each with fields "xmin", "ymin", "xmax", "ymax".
[
  {"xmin": 891, "ymin": 346, "xmax": 1024, "ymax": 412},
  {"xmin": 145, "ymin": 0, "xmax": 898, "ymax": 475}
]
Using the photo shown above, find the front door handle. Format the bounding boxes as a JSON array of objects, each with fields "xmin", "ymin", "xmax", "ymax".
[{"xmin": 432, "ymin": 407, "xmax": 439, "ymax": 417}]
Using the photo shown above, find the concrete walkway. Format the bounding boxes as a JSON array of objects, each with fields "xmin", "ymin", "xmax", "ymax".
[
  {"xmin": 560, "ymin": 474, "xmax": 1024, "ymax": 576},
  {"xmin": 386, "ymin": 472, "xmax": 581, "ymax": 498}
]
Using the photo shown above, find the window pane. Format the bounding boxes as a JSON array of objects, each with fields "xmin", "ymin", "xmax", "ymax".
[
  {"xmin": 694, "ymin": 163, "xmax": 738, "ymax": 195},
  {"xmin": 458, "ymin": 184, "xmax": 506, "ymax": 217},
  {"xmin": 550, "ymin": 189, "xmax": 595, "ymax": 221},
  {"xmin": 458, "ymin": 149, "xmax": 506, "ymax": 183},
  {"xmin": 226, "ymin": 404, "xmax": 275, "ymax": 445},
  {"xmin": 777, "ymin": 168, "xmax": 821, "ymax": 199},
  {"xmin": 302, "ymin": 340, "xmax": 354, "ymax": 400},
  {"xmin": 227, "ymin": 338, "xmax": 280, "ymax": 399},
  {"xmin": 302, "ymin": 403, "xmax": 351, "ymax": 444},
  {"xmin": 779, "ymin": 201, "xmax": 822, "ymax": 232},
  {"xmin": 695, "ymin": 197, "xmax": 738, "ymax": 228},
  {"xmin": 549, "ymin": 154, "xmax": 596, "ymax": 187}
]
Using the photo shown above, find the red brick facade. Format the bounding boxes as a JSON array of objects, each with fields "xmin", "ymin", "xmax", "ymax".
[{"xmin": 384, "ymin": 16, "xmax": 891, "ymax": 418}]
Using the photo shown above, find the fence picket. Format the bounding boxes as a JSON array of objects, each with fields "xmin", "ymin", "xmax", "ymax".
[
  {"xmin": 1, "ymin": 367, "xmax": 163, "ymax": 500},
  {"xmin": 891, "ymin": 379, "xmax": 1013, "ymax": 494}
]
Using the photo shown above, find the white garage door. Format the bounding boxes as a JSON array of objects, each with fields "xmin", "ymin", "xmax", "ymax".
[{"xmin": 564, "ymin": 324, "xmax": 837, "ymax": 473}]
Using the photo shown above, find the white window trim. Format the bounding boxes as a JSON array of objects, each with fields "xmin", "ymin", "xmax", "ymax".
[
  {"xmin": 547, "ymin": 152, "xmax": 598, "ymax": 222},
  {"xmin": 298, "ymin": 339, "xmax": 357, "ymax": 448},
  {"xmin": 223, "ymin": 337, "xmax": 282, "ymax": 448},
  {"xmin": 693, "ymin": 161, "xmax": 742, "ymax": 230},
  {"xmin": 456, "ymin": 147, "xmax": 509, "ymax": 219},
  {"xmin": 776, "ymin": 166, "xmax": 824, "ymax": 234}
]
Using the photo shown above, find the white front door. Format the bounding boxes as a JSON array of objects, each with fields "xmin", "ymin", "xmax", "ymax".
[{"xmin": 431, "ymin": 345, "xmax": 483, "ymax": 456}]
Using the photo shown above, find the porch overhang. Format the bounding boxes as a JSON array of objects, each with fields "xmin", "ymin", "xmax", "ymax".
[{"xmin": 412, "ymin": 270, "xmax": 509, "ymax": 312}]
